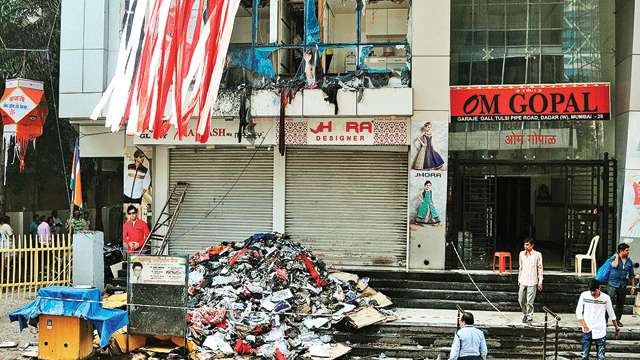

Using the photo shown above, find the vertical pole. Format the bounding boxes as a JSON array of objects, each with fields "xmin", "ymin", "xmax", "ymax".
[
  {"xmin": 252, "ymin": 0, "xmax": 258, "ymax": 74},
  {"xmin": 554, "ymin": 320, "xmax": 559, "ymax": 359},
  {"xmin": 355, "ymin": 0, "xmax": 361, "ymax": 70},
  {"xmin": 543, "ymin": 312, "xmax": 548, "ymax": 359},
  {"xmin": 602, "ymin": 152, "xmax": 609, "ymax": 263},
  {"xmin": 30, "ymin": 235, "xmax": 35, "ymax": 296},
  {"xmin": 17, "ymin": 235, "xmax": 22, "ymax": 298},
  {"xmin": 0, "ymin": 123, "xmax": 5, "ymax": 216}
]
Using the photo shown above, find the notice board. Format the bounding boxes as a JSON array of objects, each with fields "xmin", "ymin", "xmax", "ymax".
[{"xmin": 128, "ymin": 255, "xmax": 188, "ymax": 337}]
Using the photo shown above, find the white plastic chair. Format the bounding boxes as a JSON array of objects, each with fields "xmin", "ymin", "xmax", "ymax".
[{"xmin": 575, "ymin": 235, "xmax": 600, "ymax": 276}]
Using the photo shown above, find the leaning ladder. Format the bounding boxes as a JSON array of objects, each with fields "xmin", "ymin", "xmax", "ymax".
[{"xmin": 141, "ymin": 181, "xmax": 190, "ymax": 255}]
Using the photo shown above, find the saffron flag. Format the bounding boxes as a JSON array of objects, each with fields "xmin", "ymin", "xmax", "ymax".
[{"xmin": 70, "ymin": 138, "xmax": 83, "ymax": 208}]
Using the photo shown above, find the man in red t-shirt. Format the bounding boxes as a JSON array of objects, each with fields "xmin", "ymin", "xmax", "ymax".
[{"xmin": 123, "ymin": 205, "xmax": 150, "ymax": 254}]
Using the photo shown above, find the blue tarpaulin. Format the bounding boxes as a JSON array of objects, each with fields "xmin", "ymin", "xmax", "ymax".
[
  {"xmin": 304, "ymin": 0, "xmax": 320, "ymax": 44},
  {"xmin": 228, "ymin": 47, "xmax": 277, "ymax": 78},
  {"xmin": 9, "ymin": 286, "xmax": 128, "ymax": 348}
]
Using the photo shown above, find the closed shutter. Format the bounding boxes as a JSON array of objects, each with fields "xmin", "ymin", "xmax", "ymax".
[
  {"xmin": 168, "ymin": 147, "xmax": 273, "ymax": 255},
  {"xmin": 285, "ymin": 147, "xmax": 408, "ymax": 269}
]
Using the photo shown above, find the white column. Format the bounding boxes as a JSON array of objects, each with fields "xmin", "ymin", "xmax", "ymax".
[
  {"xmin": 272, "ymin": 148, "xmax": 286, "ymax": 233},
  {"xmin": 616, "ymin": 1, "xmax": 640, "ymax": 262},
  {"xmin": 408, "ymin": 1, "xmax": 450, "ymax": 270},
  {"xmin": 152, "ymin": 146, "xmax": 170, "ymax": 252}
]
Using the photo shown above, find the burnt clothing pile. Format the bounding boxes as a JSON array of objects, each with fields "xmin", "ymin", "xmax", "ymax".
[{"xmin": 186, "ymin": 232, "xmax": 393, "ymax": 359}]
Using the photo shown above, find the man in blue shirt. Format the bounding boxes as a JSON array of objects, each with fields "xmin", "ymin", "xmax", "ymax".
[
  {"xmin": 448, "ymin": 312, "xmax": 488, "ymax": 360},
  {"xmin": 607, "ymin": 243, "xmax": 636, "ymax": 326}
]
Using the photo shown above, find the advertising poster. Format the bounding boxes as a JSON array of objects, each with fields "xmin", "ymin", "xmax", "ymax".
[
  {"xmin": 409, "ymin": 118, "xmax": 448, "ymax": 269},
  {"xmin": 620, "ymin": 171, "xmax": 640, "ymax": 239},
  {"xmin": 124, "ymin": 146, "xmax": 153, "ymax": 222},
  {"xmin": 129, "ymin": 255, "xmax": 187, "ymax": 285},
  {"xmin": 128, "ymin": 255, "xmax": 187, "ymax": 337},
  {"xmin": 625, "ymin": 113, "xmax": 640, "ymax": 169},
  {"xmin": 450, "ymin": 83, "xmax": 610, "ymax": 122}
]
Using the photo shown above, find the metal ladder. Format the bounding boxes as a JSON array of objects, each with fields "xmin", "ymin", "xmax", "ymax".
[{"xmin": 142, "ymin": 181, "xmax": 190, "ymax": 255}]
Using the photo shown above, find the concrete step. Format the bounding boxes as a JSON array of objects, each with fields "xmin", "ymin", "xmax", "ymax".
[
  {"xmin": 353, "ymin": 270, "xmax": 592, "ymax": 284},
  {"xmin": 370, "ymin": 279, "xmax": 588, "ymax": 293},
  {"xmin": 339, "ymin": 309, "xmax": 640, "ymax": 360},
  {"xmin": 353, "ymin": 269, "xmax": 635, "ymax": 315}
]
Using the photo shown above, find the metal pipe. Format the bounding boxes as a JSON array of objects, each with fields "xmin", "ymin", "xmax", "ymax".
[
  {"xmin": 543, "ymin": 311, "xmax": 548, "ymax": 360},
  {"xmin": 554, "ymin": 320, "xmax": 559, "ymax": 359}
]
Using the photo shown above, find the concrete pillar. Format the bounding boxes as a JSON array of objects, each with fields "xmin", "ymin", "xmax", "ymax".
[
  {"xmin": 408, "ymin": 1, "xmax": 450, "ymax": 270},
  {"xmin": 615, "ymin": 0, "xmax": 640, "ymax": 262}
]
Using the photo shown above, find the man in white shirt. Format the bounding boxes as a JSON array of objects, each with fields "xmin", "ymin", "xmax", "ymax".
[
  {"xmin": 518, "ymin": 237, "xmax": 543, "ymax": 323},
  {"xmin": 576, "ymin": 280, "xmax": 620, "ymax": 360},
  {"xmin": 0, "ymin": 216, "xmax": 14, "ymax": 259}
]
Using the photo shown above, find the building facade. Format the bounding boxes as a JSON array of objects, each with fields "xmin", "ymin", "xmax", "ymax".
[{"xmin": 61, "ymin": 0, "xmax": 640, "ymax": 272}]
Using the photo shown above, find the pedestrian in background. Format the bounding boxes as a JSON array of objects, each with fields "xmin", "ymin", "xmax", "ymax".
[
  {"xmin": 83, "ymin": 210, "xmax": 92, "ymax": 230},
  {"xmin": 448, "ymin": 311, "xmax": 488, "ymax": 360},
  {"xmin": 51, "ymin": 210, "xmax": 63, "ymax": 235},
  {"xmin": 576, "ymin": 280, "xmax": 619, "ymax": 360},
  {"xmin": 37, "ymin": 216, "xmax": 51, "ymax": 245},
  {"xmin": 66, "ymin": 208, "xmax": 87, "ymax": 236},
  {"xmin": 0, "ymin": 216, "xmax": 15, "ymax": 240},
  {"xmin": 28, "ymin": 215, "xmax": 39, "ymax": 237},
  {"xmin": 518, "ymin": 237, "xmax": 543, "ymax": 323},
  {"xmin": 0, "ymin": 216, "xmax": 14, "ymax": 259},
  {"xmin": 606, "ymin": 243, "xmax": 636, "ymax": 327}
]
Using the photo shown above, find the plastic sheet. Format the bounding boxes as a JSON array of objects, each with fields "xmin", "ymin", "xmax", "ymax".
[
  {"xmin": 9, "ymin": 286, "xmax": 128, "ymax": 348},
  {"xmin": 304, "ymin": 0, "xmax": 320, "ymax": 44},
  {"xmin": 228, "ymin": 47, "xmax": 277, "ymax": 78}
]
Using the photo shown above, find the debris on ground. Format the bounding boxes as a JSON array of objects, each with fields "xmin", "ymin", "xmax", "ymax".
[
  {"xmin": 186, "ymin": 232, "xmax": 395, "ymax": 359},
  {"xmin": 0, "ymin": 341, "xmax": 17, "ymax": 348}
]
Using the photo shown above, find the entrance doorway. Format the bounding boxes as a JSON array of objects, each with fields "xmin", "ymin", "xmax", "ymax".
[
  {"xmin": 447, "ymin": 157, "xmax": 617, "ymax": 272},
  {"xmin": 495, "ymin": 177, "xmax": 531, "ymax": 261}
]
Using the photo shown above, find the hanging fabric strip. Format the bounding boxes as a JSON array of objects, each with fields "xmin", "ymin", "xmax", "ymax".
[{"xmin": 91, "ymin": 0, "xmax": 241, "ymax": 144}]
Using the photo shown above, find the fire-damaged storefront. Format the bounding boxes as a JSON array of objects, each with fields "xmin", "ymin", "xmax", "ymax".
[{"xmin": 136, "ymin": 116, "xmax": 412, "ymax": 270}]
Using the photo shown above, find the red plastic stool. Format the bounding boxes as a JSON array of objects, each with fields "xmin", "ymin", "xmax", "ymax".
[{"xmin": 493, "ymin": 252, "xmax": 512, "ymax": 274}]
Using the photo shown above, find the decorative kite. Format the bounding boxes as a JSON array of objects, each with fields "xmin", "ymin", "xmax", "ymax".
[
  {"xmin": 91, "ymin": 0, "xmax": 241, "ymax": 143},
  {"xmin": 0, "ymin": 78, "xmax": 48, "ymax": 172}
]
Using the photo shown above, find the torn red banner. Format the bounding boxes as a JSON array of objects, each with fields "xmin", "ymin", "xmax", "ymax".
[{"xmin": 91, "ymin": 0, "xmax": 240, "ymax": 143}]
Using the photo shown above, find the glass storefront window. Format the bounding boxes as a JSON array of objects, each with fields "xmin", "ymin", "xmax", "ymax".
[{"xmin": 449, "ymin": 0, "xmax": 614, "ymax": 161}]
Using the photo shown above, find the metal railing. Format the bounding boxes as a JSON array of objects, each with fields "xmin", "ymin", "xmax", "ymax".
[
  {"xmin": 542, "ymin": 306, "xmax": 561, "ymax": 360},
  {"xmin": 0, "ymin": 234, "xmax": 72, "ymax": 299}
]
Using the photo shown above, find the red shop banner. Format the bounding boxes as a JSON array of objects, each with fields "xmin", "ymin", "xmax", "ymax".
[{"xmin": 450, "ymin": 83, "xmax": 610, "ymax": 122}]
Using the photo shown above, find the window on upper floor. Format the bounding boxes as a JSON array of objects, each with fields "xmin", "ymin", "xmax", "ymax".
[
  {"xmin": 226, "ymin": 0, "xmax": 411, "ymax": 86},
  {"xmin": 450, "ymin": 0, "xmax": 608, "ymax": 86}
]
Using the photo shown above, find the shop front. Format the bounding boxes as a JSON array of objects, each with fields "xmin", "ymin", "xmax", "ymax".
[
  {"xmin": 446, "ymin": 84, "xmax": 616, "ymax": 272},
  {"xmin": 135, "ymin": 116, "xmax": 412, "ymax": 270}
]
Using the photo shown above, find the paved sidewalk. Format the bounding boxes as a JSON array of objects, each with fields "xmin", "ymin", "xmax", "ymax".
[{"xmin": 391, "ymin": 308, "xmax": 640, "ymax": 330}]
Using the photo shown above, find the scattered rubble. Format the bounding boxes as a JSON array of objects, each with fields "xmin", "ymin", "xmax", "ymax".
[{"xmin": 186, "ymin": 232, "xmax": 395, "ymax": 359}]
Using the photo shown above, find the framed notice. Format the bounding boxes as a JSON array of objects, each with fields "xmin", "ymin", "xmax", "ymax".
[
  {"xmin": 450, "ymin": 83, "xmax": 610, "ymax": 122},
  {"xmin": 128, "ymin": 256, "xmax": 188, "ymax": 338}
]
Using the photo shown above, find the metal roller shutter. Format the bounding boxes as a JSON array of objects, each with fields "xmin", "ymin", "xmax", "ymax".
[
  {"xmin": 285, "ymin": 147, "xmax": 408, "ymax": 270},
  {"xmin": 168, "ymin": 147, "xmax": 273, "ymax": 255}
]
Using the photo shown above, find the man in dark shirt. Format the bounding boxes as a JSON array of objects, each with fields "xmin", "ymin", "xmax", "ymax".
[{"xmin": 607, "ymin": 243, "xmax": 636, "ymax": 326}]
